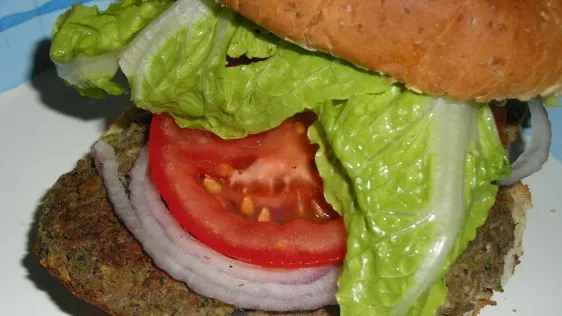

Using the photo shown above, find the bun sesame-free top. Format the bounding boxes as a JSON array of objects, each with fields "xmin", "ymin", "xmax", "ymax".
[{"xmin": 221, "ymin": 0, "xmax": 562, "ymax": 101}]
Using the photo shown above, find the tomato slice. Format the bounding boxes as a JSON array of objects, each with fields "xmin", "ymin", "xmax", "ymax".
[
  {"xmin": 491, "ymin": 104, "xmax": 508, "ymax": 147},
  {"xmin": 149, "ymin": 114, "xmax": 346, "ymax": 268}
]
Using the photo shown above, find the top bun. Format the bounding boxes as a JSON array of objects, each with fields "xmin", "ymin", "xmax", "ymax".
[{"xmin": 220, "ymin": 0, "xmax": 562, "ymax": 102}]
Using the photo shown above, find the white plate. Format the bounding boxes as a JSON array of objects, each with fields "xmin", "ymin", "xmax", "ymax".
[{"xmin": 0, "ymin": 69, "xmax": 128, "ymax": 315}]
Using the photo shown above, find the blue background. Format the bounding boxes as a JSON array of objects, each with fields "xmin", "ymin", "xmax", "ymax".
[{"xmin": 0, "ymin": 0, "xmax": 111, "ymax": 92}]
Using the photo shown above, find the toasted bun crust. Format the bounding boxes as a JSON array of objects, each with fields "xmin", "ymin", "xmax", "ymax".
[{"xmin": 220, "ymin": 0, "xmax": 562, "ymax": 101}]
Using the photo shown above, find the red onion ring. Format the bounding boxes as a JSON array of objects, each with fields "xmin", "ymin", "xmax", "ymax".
[
  {"xmin": 138, "ymin": 171, "xmax": 333, "ymax": 285},
  {"xmin": 92, "ymin": 141, "xmax": 340, "ymax": 311},
  {"xmin": 498, "ymin": 99, "xmax": 552, "ymax": 185}
]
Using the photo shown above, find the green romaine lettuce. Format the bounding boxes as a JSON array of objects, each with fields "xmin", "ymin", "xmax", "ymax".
[
  {"xmin": 50, "ymin": 0, "xmax": 172, "ymax": 97},
  {"xmin": 227, "ymin": 18, "xmax": 279, "ymax": 59},
  {"xmin": 545, "ymin": 95, "xmax": 562, "ymax": 107},
  {"xmin": 310, "ymin": 92, "xmax": 509, "ymax": 315},
  {"xmin": 120, "ymin": 5, "xmax": 390, "ymax": 138}
]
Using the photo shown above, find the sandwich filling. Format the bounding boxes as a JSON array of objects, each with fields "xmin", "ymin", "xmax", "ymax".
[{"xmin": 49, "ymin": 0, "xmax": 548, "ymax": 315}]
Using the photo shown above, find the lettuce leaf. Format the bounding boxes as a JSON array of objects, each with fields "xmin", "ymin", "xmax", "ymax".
[
  {"xmin": 120, "ymin": 6, "xmax": 391, "ymax": 138},
  {"xmin": 545, "ymin": 95, "xmax": 562, "ymax": 107},
  {"xmin": 227, "ymin": 19, "xmax": 279, "ymax": 59},
  {"xmin": 50, "ymin": 0, "xmax": 172, "ymax": 97},
  {"xmin": 310, "ymin": 92, "xmax": 509, "ymax": 315}
]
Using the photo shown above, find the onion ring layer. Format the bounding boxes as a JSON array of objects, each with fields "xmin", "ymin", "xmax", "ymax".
[
  {"xmin": 92, "ymin": 141, "xmax": 340, "ymax": 311},
  {"xmin": 499, "ymin": 99, "xmax": 552, "ymax": 185}
]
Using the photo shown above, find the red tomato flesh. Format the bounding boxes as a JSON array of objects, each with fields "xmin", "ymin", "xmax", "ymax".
[
  {"xmin": 491, "ymin": 104, "xmax": 508, "ymax": 147},
  {"xmin": 149, "ymin": 113, "xmax": 346, "ymax": 268}
]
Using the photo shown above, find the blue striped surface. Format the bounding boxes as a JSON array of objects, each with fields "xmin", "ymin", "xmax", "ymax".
[
  {"xmin": 0, "ymin": 0, "xmax": 112, "ymax": 93},
  {"xmin": 0, "ymin": 0, "xmax": 96, "ymax": 32}
]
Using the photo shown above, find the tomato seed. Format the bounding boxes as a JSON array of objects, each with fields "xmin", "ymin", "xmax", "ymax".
[
  {"xmin": 297, "ymin": 200, "xmax": 306, "ymax": 216},
  {"xmin": 203, "ymin": 176, "xmax": 221, "ymax": 194},
  {"xmin": 311, "ymin": 200, "xmax": 330, "ymax": 220},
  {"xmin": 241, "ymin": 196, "xmax": 254, "ymax": 216},
  {"xmin": 258, "ymin": 207, "xmax": 271, "ymax": 222},
  {"xmin": 216, "ymin": 163, "xmax": 233, "ymax": 177}
]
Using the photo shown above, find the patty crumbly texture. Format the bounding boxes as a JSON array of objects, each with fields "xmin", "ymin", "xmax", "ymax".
[{"xmin": 34, "ymin": 107, "xmax": 531, "ymax": 316}]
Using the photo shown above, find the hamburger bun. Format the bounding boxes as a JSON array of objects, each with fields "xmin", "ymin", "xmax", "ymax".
[{"xmin": 220, "ymin": 0, "xmax": 562, "ymax": 101}]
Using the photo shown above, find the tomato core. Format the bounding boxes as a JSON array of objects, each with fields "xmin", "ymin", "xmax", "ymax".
[{"xmin": 193, "ymin": 116, "xmax": 339, "ymax": 225}]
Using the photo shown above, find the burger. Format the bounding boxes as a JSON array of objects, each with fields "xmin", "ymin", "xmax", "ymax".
[{"xmin": 34, "ymin": 0, "xmax": 558, "ymax": 315}]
